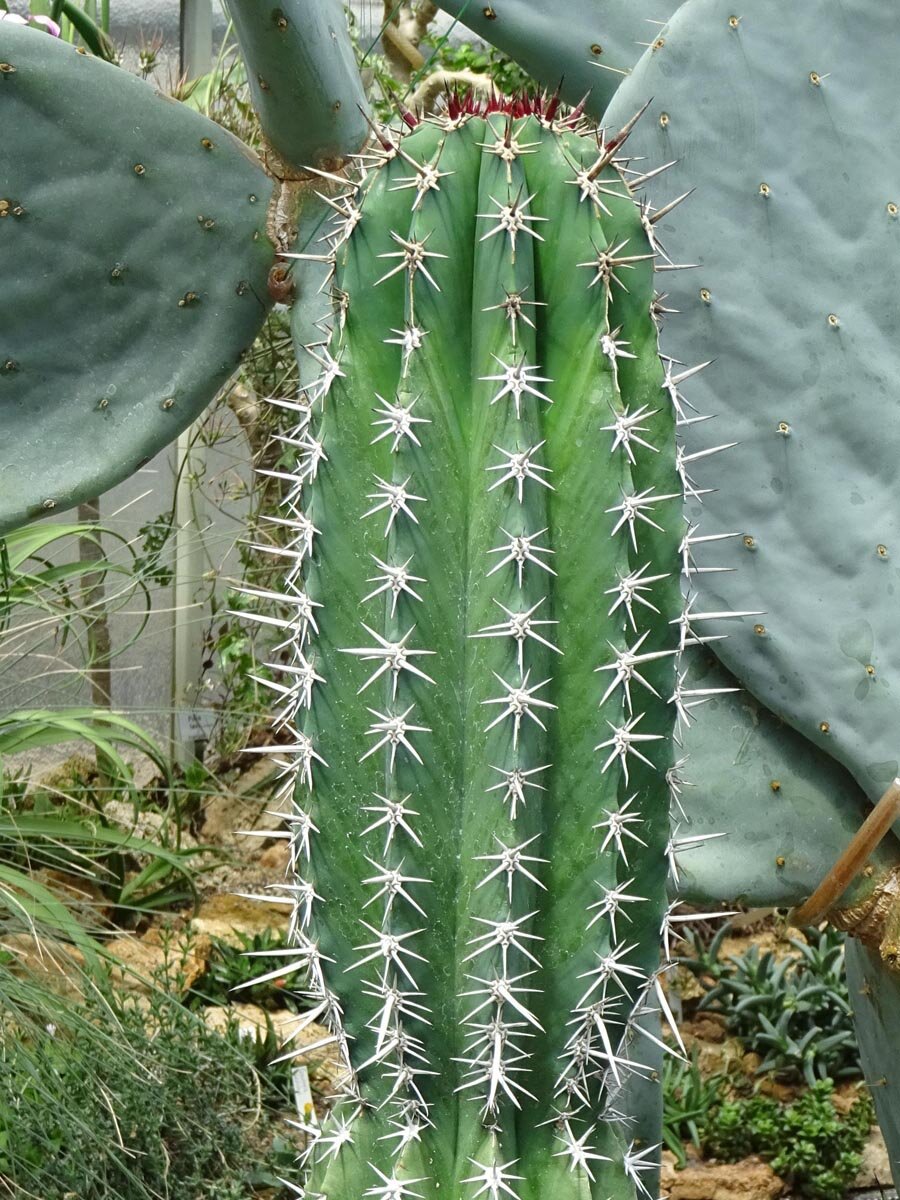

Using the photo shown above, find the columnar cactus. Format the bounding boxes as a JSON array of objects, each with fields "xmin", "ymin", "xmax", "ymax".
[
  {"xmin": 240, "ymin": 97, "xmax": 698, "ymax": 1198},
  {"xmin": 846, "ymin": 940, "xmax": 900, "ymax": 1181}
]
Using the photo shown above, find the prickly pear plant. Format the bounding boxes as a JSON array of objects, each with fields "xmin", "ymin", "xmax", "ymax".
[
  {"xmin": 603, "ymin": 0, "xmax": 900, "ymax": 918},
  {"xmin": 0, "ymin": 23, "xmax": 278, "ymax": 532},
  {"xmin": 237, "ymin": 95, "xmax": 708, "ymax": 1198},
  {"xmin": 599, "ymin": 1, "xmax": 900, "ymax": 1181},
  {"xmin": 674, "ymin": 648, "xmax": 900, "ymax": 914}
]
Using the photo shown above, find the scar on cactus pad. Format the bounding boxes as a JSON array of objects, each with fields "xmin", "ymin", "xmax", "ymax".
[{"xmin": 228, "ymin": 90, "xmax": 734, "ymax": 1200}]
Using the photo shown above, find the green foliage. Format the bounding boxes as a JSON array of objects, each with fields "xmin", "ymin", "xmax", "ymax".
[
  {"xmin": 420, "ymin": 36, "xmax": 533, "ymax": 95},
  {"xmin": 134, "ymin": 511, "xmax": 176, "ymax": 588},
  {"xmin": 53, "ymin": 0, "xmax": 117, "ymax": 59},
  {"xmin": 0, "ymin": 708, "xmax": 167, "ymax": 791},
  {"xmin": 0, "ymin": 806, "xmax": 207, "ymax": 916},
  {"xmin": 189, "ymin": 928, "xmax": 304, "ymax": 1011},
  {"xmin": 0, "ymin": 515, "xmax": 213, "ymax": 922},
  {"xmin": 0, "ymin": 966, "xmax": 300, "ymax": 1200},
  {"xmin": 0, "ymin": 521, "xmax": 151, "ymax": 658},
  {"xmin": 662, "ymin": 1054, "xmax": 725, "ymax": 1167},
  {"xmin": 704, "ymin": 1082, "xmax": 874, "ymax": 1200},
  {"xmin": 682, "ymin": 927, "xmax": 861, "ymax": 1086},
  {"xmin": 353, "ymin": 20, "xmax": 537, "ymax": 126},
  {"xmin": 677, "ymin": 921, "xmax": 730, "ymax": 983},
  {"xmin": 180, "ymin": 48, "xmax": 260, "ymax": 148},
  {"xmin": 0, "ymin": 706, "xmax": 212, "ymax": 919}
]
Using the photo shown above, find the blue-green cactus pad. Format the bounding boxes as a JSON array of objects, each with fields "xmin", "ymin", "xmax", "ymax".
[
  {"xmin": 0, "ymin": 25, "xmax": 276, "ymax": 532},
  {"xmin": 845, "ymin": 939, "xmax": 900, "ymax": 1189},
  {"xmin": 437, "ymin": 0, "xmax": 681, "ymax": 118},
  {"xmin": 227, "ymin": 0, "xmax": 369, "ymax": 172},
  {"xmin": 676, "ymin": 650, "xmax": 900, "ymax": 911},
  {"xmin": 605, "ymin": 0, "xmax": 900, "ymax": 804}
]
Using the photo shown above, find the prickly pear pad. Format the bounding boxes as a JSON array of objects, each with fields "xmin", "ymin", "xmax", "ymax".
[
  {"xmin": 249, "ymin": 99, "xmax": 692, "ymax": 1199},
  {"xmin": 606, "ymin": 0, "xmax": 900, "ymax": 808},
  {"xmin": 0, "ymin": 24, "xmax": 275, "ymax": 532}
]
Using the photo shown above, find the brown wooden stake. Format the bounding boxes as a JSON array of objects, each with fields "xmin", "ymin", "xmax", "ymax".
[{"xmin": 793, "ymin": 777, "xmax": 900, "ymax": 926}]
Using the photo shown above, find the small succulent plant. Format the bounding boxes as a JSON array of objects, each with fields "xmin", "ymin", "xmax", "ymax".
[{"xmin": 681, "ymin": 926, "xmax": 860, "ymax": 1086}]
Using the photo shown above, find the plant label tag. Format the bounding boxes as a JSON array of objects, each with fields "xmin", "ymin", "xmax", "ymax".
[
  {"xmin": 292, "ymin": 1064, "xmax": 317, "ymax": 1125},
  {"xmin": 177, "ymin": 707, "xmax": 217, "ymax": 743}
]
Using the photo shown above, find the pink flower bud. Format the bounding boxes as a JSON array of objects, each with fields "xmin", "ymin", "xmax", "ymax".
[{"xmin": 30, "ymin": 14, "xmax": 62, "ymax": 35}]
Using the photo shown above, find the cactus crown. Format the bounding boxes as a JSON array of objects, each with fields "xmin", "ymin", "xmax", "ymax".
[{"xmin": 245, "ymin": 97, "xmax": 694, "ymax": 1199}]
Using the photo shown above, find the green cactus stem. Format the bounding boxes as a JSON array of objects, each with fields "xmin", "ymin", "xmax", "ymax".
[
  {"xmin": 227, "ymin": 0, "xmax": 369, "ymax": 175},
  {"xmin": 0, "ymin": 24, "xmax": 276, "ymax": 533},
  {"xmin": 844, "ymin": 939, "xmax": 900, "ymax": 1189},
  {"xmin": 56, "ymin": 0, "xmax": 117, "ymax": 60},
  {"xmin": 239, "ymin": 94, "xmax": 712, "ymax": 1199}
]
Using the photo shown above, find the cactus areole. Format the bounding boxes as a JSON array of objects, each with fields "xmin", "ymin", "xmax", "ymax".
[{"xmin": 250, "ymin": 96, "xmax": 691, "ymax": 1199}]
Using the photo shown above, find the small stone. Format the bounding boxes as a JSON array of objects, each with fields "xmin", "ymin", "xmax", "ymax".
[
  {"xmin": 258, "ymin": 840, "xmax": 291, "ymax": 873},
  {"xmin": 200, "ymin": 783, "xmax": 277, "ymax": 847},
  {"xmin": 105, "ymin": 928, "xmax": 211, "ymax": 995},
  {"xmin": 661, "ymin": 1155, "xmax": 783, "ymax": 1200},
  {"xmin": 4, "ymin": 932, "xmax": 85, "ymax": 1000},
  {"xmin": 189, "ymin": 892, "xmax": 290, "ymax": 946},
  {"xmin": 686, "ymin": 1013, "xmax": 728, "ymax": 1043},
  {"xmin": 103, "ymin": 799, "xmax": 197, "ymax": 856},
  {"xmin": 853, "ymin": 1124, "xmax": 893, "ymax": 1189}
]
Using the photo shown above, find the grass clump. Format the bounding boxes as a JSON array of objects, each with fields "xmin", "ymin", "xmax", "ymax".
[{"xmin": 0, "ymin": 965, "xmax": 302, "ymax": 1200}]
